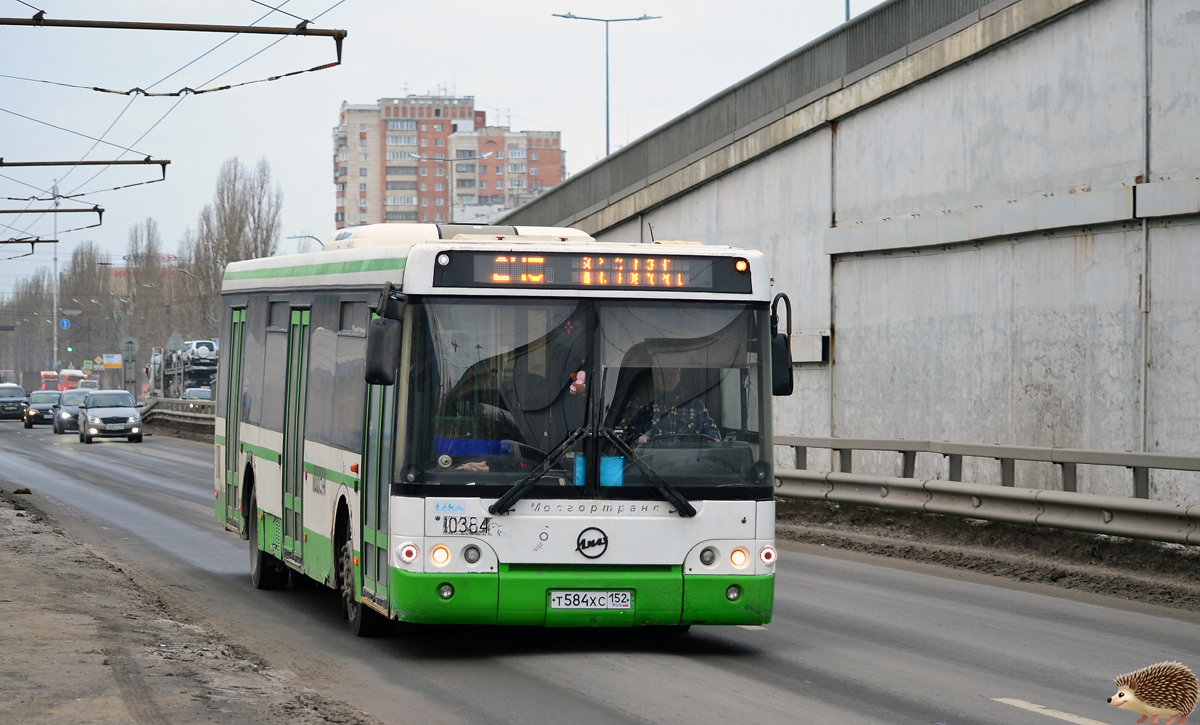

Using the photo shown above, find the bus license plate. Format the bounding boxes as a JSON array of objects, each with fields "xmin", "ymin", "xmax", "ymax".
[{"xmin": 549, "ymin": 591, "xmax": 631, "ymax": 610}]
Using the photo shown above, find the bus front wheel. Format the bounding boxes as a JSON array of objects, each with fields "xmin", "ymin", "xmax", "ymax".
[{"xmin": 339, "ymin": 539, "xmax": 382, "ymax": 637}]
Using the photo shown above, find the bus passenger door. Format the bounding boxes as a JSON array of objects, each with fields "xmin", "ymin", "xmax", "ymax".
[
  {"xmin": 223, "ymin": 308, "xmax": 246, "ymax": 531},
  {"xmin": 360, "ymin": 382, "xmax": 396, "ymax": 611},
  {"xmin": 282, "ymin": 308, "xmax": 311, "ymax": 565}
]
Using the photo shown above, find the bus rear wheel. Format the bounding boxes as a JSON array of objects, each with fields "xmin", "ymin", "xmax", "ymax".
[
  {"xmin": 339, "ymin": 539, "xmax": 382, "ymax": 637},
  {"xmin": 248, "ymin": 488, "xmax": 287, "ymax": 590}
]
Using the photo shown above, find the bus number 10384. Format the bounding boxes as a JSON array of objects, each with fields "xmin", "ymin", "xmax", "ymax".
[{"xmin": 441, "ymin": 515, "xmax": 500, "ymax": 536}]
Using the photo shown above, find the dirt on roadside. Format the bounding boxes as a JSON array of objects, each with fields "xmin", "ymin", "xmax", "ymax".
[
  {"xmin": 776, "ymin": 498, "xmax": 1200, "ymax": 612},
  {"xmin": 0, "ymin": 486, "xmax": 380, "ymax": 725}
]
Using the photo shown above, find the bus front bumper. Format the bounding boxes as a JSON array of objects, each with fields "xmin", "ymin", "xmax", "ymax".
[{"xmin": 386, "ymin": 565, "xmax": 773, "ymax": 627}]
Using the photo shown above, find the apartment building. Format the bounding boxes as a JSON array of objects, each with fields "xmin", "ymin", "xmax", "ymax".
[{"xmin": 333, "ymin": 96, "xmax": 566, "ymax": 228}]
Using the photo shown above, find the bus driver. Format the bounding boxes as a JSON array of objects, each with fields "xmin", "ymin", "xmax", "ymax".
[{"xmin": 623, "ymin": 366, "xmax": 721, "ymax": 444}]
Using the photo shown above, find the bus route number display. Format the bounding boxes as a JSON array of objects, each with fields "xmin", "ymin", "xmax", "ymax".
[{"xmin": 434, "ymin": 251, "xmax": 752, "ymax": 293}]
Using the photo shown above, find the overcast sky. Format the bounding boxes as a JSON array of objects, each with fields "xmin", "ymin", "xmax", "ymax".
[{"xmin": 0, "ymin": 0, "xmax": 881, "ymax": 296}]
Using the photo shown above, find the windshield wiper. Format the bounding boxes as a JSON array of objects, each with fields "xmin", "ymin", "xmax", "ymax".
[
  {"xmin": 598, "ymin": 428, "xmax": 697, "ymax": 517},
  {"xmin": 489, "ymin": 425, "xmax": 591, "ymax": 515}
]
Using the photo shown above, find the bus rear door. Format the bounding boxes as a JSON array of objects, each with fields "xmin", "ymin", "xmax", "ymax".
[
  {"xmin": 282, "ymin": 308, "xmax": 311, "ymax": 566},
  {"xmin": 223, "ymin": 308, "xmax": 246, "ymax": 529}
]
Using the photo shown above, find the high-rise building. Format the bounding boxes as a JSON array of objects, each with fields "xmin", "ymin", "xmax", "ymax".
[{"xmin": 333, "ymin": 96, "xmax": 566, "ymax": 228}]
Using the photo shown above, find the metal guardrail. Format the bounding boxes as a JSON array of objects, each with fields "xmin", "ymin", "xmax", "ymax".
[
  {"xmin": 127, "ymin": 408, "xmax": 1199, "ymax": 544},
  {"xmin": 774, "ymin": 436, "xmax": 1200, "ymax": 545},
  {"xmin": 777, "ymin": 435, "xmax": 1200, "ymax": 499},
  {"xmin": 141, "ymin": 398, "xmax": 215, "ymax": 426},
  {"xmin": 775, "ymin": 469, "xmax": 1200, "ymax": 546}
]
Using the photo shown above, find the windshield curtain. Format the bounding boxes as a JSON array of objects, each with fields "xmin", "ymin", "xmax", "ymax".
[
  {"xmin": 88, "ymin": 392, "xmax": 135, "ymax": 408},
  {"xmin": 401, "ymin": 298, "xmax": 593, "ymax": 495},
  {"xmin": 399, "ymin": 298, "xmax": 773, "ymax": 501}
]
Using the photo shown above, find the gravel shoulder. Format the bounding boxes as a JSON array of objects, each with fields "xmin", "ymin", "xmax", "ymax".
[
  {"xmin": 776, "ymin": 498, "xmax": 1200, "ymax": 613},
  {"xmin": 0, "ymin": 483, "xmax": 380, "ymax": 725}
]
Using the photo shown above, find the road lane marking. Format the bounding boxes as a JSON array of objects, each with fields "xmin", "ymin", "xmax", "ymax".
[
  {"xmin": 993, "ymin": 698, "xmax": 1112, "ymax": 725},
  {"xmin": 737, "ymin": 625, "xmax": 768, "ymax": 630}
]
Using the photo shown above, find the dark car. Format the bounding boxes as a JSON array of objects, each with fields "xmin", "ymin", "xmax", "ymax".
[
  {"xmin": 78, "ymin": 389, "xmax": 143, "ymax": 443},
  {"xmin": 0, "ymin": 383, "xmax": 27, "ymax": 420},
  {"xmin": 24, "ymin": 390, "xmax": 61, "ymax": 428},
  {"xmin": 54, "ymin": 389, "xmax": 90, "ymax": 434}
]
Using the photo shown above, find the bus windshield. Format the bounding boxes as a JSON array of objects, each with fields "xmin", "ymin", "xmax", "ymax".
[{"xmin": 401, "ymin": 298, "xmax": 772, "ymax": 501}]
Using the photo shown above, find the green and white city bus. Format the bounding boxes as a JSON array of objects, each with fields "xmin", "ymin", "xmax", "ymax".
[{"xmin": 215, "ymin": 223, "xmax": 793, "ymax": 635}]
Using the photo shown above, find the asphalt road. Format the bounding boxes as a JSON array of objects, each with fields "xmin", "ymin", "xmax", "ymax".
[{"xmin": 1, "ymin": 420, "xmax": 1197, "ymax": 725}]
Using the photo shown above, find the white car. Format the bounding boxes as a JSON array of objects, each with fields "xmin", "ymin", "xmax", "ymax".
[{"xmin": 181, "ymin": 340, "xmax": 217, "ymax": 366}]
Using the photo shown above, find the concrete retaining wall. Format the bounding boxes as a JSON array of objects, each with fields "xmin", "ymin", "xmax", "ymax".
[{"xmin": 585, "ymin": 0, "xmax": 1200, "ymax": 503}]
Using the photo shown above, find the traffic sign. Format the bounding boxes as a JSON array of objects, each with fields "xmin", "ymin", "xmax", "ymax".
[
  {"xmin": 62, "ymin": 309, "xmax": 81, "ymax": 316},
  {"xmin": 83, "ymin": 360, "xmax": 93, "ymax": 370},
  {"xmin": 122, "ymin": 336, "xmax": 140, "ymax": 357},
  {"xmin": 59, "ymin": 318, "xmax": 70, "ymax": 330}
]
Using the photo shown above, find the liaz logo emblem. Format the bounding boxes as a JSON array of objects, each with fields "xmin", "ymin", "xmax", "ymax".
[{"xmin": 575, "ymin": 527, "xmax": 608, "ymax": 559}]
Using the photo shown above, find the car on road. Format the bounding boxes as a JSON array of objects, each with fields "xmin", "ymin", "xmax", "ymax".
[
  {"xmin": 78, "ymin": 380, "xmax": 100, "ymax": 390},
  {"xmin": 54, "ymin": 389, "xmax": 90, "ymax": 434},
  {"xmin": 0, "ymin": 383, "xmax": 27, "ymax": 420},
  {"xmin": 182, "ymin": 387, "xmax": 211, "ymax": 400},
  {"xmin": 78, "ymin": 389, "xmax": 143, "ymax": 443},
  {"xmin": 24, "ymin": 390, "xmax": 61, "ymax": 428}
]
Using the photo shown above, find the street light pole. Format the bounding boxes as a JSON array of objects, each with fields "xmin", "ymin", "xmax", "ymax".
[
  {"xmin": 285, "ymin": 234, "xmax": 325, "ymax": 250},
  {"xmin": 552, "ymin": 12, "xmax": 661, "ymax": 157},
  {"xmin": 52, "ymin": 181, "xmax": 59, "ymax": 373}
]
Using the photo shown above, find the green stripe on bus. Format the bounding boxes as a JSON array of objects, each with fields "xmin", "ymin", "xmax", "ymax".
[
  {"xmin": 223, "ymin": 257, "xmax": 406, "ymax": 281},
  {"xmin": 303, "ymin": 461, "xmax": 359, "ymax": 491},
  {"xmin": 214, "ymin": 434, "xmax": 226, "ymax": 446},
  {"xmin": 240, "ymin": 441, "xmax": 281, "ymax": 463}
]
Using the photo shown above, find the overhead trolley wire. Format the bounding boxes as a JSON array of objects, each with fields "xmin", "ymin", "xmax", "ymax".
[
  {"xmin": 1, "ymin": 0, "xmax": 346, "ymax": 242},
  {"xmin": 0, "ymin": 106, "xmax": 148, "ymax": 157},
  {"xmin": 0, "ymin": 1, "xmax": 345, "ymax": 99}
]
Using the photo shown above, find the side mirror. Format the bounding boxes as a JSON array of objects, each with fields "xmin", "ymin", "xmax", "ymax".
[
  {"xmin": 770, "ymin": 293, "xmax": 794, "ymax": 396},
  {"xmin": 375, "ymin": 283, "xmax": 407, "ymax": 321},
  {"xmin": 137, "ymin": 402, "xmax": 146, "ymax": 409},
  {"xmin": 365, "ymin": 317, "xmax": 402, "ymax": 386}
]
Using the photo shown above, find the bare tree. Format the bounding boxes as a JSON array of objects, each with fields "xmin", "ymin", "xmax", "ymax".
[
  {"xmin": 181, "ymin": 157, "xmax": 283, "ymax": 337},
  {"xmin": 57, "ymin": 241, "xmax": 115, "ymax": 366},
  {"xmin": 125, "ymin": 218, "xmax": 172, "ymax": 350}
]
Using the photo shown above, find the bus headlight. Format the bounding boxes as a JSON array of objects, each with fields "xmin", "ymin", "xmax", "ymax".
[
  {"xmin": 730, "ymin": 548, "xmax": 749, "ymax": 569},
  {"xmin": 430, "ymin": 544, "xmax": 451, "ymax": 566},
  {"xmin": 760, "ymin": 546, "xmax": 777, "ymax": 566},
  {"xmin": 398, "ymin": 543, "xmax": 418, "ymax": 563},
  {"xmin": 699, "ymin": 547, "xmax": 717, "ymax": 566},
  {"xmin": 726, "ymin": 585, "xmax": 742, "ymax": 601},
  {"xmin": 462, "ymin": 545, "xmax": 481, "ymax": 564},
  {"xmin": 438, "ymin": 583, "xmax": 454, "ymax": 599}
]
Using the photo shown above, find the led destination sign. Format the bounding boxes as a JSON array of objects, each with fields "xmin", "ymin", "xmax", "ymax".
[{"xmin": 433, "ymin": 251, "xmax": 753, "ymax": 294}]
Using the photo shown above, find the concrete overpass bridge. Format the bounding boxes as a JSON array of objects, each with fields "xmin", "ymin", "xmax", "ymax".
[{"xmin": 500, "ymin": 0, "xmax": 1200, "ymax": 504}]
